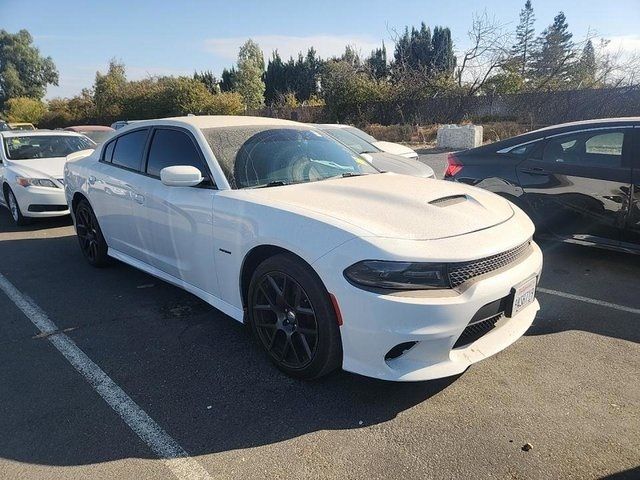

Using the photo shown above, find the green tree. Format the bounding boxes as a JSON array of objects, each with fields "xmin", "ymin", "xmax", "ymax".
[
  {"xmin": 530, "ymin": 12, "xmax": 575, "ymax": 90},
  {"xmin": 264, "ymin": 50, "xmax": 286, "ymax": 104},
  {"xmin": 366, "ymin": 42, "xmax": 389, "ymax": 80},
  {"xmin": 220, "ymin": 67, "xmax": 237, "ymax": 92},
  {"xmin": 510, "ymin": 0, "xmax": 536, "ymax": 77},
  {"xmin": 236, "ymin": 39, "xmax": 265, "ymax": 109},
  {"xmin": 431, "ymin": 26, "xmax": 456, "ymax": 76},
  {"xmin": 205, "ymin": 91, "xmax": 245, "ymax": 115},
  {"xmin": 3, "ymin": 96, "xmax": 47, "ymax": 124},
  {"xmin": 0, "ymin": 30, "xmax": 59, "ymax": 104},
  {"xmin": 193, "ymin": 70, "xmax": 220, "ymax": 95},
  {"xmin": 94, "ymin": 60, "xmax": 126, "ymax": 118},
  {"xmin": 393, "ymin": 23, "xmax": 433, "ymax": 74},
  {"xmin": 341, "ymin": 45, "xmax": 361, "ymax": 68},
  {"xmin": 573, "ymin": 39, "xmax": 597, "ymax": 88}
]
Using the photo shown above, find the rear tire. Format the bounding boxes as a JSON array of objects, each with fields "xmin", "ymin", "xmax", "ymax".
[
  {"xmin": 247, "ymin": 253, "xmax": 342, "ymax": 379},
  {"xmin": 74, "ymin": 199, "xmax": 110, "ymax": 267},
  {"xmin": 6, "ymin": 188, "xmax": 31, "ymax": 226}
]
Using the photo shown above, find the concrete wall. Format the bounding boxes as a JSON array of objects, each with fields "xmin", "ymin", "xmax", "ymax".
[{"xmin": 436, "ymin": 124, "xmax": 483, "ymax": 150}]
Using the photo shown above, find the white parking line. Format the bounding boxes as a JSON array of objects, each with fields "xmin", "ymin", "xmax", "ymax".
[
  {"xmin": 0, "ymin": 272, "xmax": 212, "ymax": 480},
  {"xmin": 538, "ymin": 287, "xmax": 640, "ymax": 315}
]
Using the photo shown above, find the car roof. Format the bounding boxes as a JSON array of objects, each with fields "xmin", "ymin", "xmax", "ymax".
[
  {"xmin": 316, "ymin": 124, "xmax": 354, "ymax": 129},
  {"xmin": 0, "ymin": 129, "xmax": 85, "ymax": 138},
  {"xmin": 65, "ymin": 125, "xmax": 114, "ymax": 132},
  {"xmin": 530, "ymin": 117, "xmax": 640, "ymax": 134},
  {"xmin": 126, "ymin": 115, "xmax": 305, "ymax": 130}
]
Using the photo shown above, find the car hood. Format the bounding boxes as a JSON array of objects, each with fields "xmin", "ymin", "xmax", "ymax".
[
  {"xmin": 6, "ymin": 157, "xmax": 68, "ymax": 180},
  {"xmin": 369, "ymin": 152, "xmax": 434, "ymax": 178},
  {"xmin": 373, "ymin": 141, "xmax": 417, "ymax": 157},
  {"xmin": 243, "ymin": 173, "xmax": 514, "ymax": 240}
]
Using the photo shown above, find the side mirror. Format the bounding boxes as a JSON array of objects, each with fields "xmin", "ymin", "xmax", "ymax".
[
  {"xmin": 361, "ymin": 153, "xmax": 374, "ymax": 163},
  {"xmin": 160, "ymin": 165, "xmax": 203, "ymax": 187}
]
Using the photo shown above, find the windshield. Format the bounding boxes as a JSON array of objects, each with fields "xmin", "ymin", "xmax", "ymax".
[
  {"xmin": 345, "ymin": 126, "xmax": 378, "ymax": 144},
  {"xmin": 322, "ymin": 127, "xmax": 380, "ymax": 155},
  {"xmin": 3, "ymin": 135, "xmax": 95, "ymax": 160},
  {"xmin": 80, "ymin": 131, "xmax": 113, "ymax": 145},
  {"xmin": 203, "ymin": 126, "xmax": 378, "ymax": 189}
]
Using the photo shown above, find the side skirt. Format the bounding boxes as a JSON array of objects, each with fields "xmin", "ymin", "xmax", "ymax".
[{"xmin": 107, "ymin": 247, "xmax": 245, "ymax": 322}]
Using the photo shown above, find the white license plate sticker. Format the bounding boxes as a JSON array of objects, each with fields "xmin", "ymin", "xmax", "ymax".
[{"xmin": 510, "ymin": 276, "xmax": 537, "ymax": 317}]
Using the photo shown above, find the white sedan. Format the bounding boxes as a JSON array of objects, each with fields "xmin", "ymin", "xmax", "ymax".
[
  {"xmin": 1, "ymin": 130, "xmax": 95, "ymax": 225},
  {"xmin": 64, "ymin": 116, "xmax": 542, "ymax": 381},
  {"xmin": 322, "ymin": 124, "xmax": 420, "ymax": 159}
]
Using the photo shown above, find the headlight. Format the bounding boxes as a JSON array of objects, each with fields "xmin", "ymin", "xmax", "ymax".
[
  {"xmin": 16, "ymin": 177, "xmax": 58, "ymax": 188},
  {"xmin": 344, "ymin": 260, "xmax": 450, "ymax": 290}
]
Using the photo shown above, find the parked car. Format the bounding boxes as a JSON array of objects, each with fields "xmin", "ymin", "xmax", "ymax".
[
  {"xmin": 316, "ymin": 124, "xmax": 435, "ymax": 178},
  {"xmin": 111, "ymin": 120, "xmax": 141, "ymax": 130},
  {"xmin": 444, "ymin": 117, "xmax": 640, "ymax": 254},
  {"xmin": 324, "ymin": 124, "xmax": 419, "ymax": 159},
  {"xmin": 64, "ymin": 125, "xmax": 115, "ymax": 144},
  {"xmin": 0, "ymin": 120, "xmax": 10, "ymax": 131},
  {"xmin": 9, "ymin": 122, "xmax": 36, "ymax": 131},
  {"xmin": 64, "ymin": 116, "xmax": 542, "ymax": 381},
  {"xmin": 0, "ymin": 130, "xmax": 95, "ymax": 225}
]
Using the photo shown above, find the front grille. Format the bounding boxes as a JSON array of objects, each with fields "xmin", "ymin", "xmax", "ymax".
[
  {"xmin": 453, "ymin": 313, "xmax": 503, "ymax": 349},
  {"xmin": 28, "ymin": 204, "xmax": 68, "ymax": 212},
  {"xmin": 448, "ymin": 240, "xmax": 532, "ymax": 288}
]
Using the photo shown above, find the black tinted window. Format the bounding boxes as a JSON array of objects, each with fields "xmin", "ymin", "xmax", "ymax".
[
  {"xmin": 102, "ymin": 140, "xmax": 115, "ymax": 162},
  {"xmin": 542, "ymin": 130, "xmax": 625, "ymax": 167},
  {"xmin": 112, "ymin": 129, "xmax": 148, "ymax": 171},
  {"xmin": 146, "ymin": 129, "xmax": 207, "ymax": 178}
]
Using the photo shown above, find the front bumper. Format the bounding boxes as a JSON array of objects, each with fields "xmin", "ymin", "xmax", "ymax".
[
  {"xmin": 314, "ymin": 236, "xmax": 543, "ymax": 382},
  {"xmin": 13, "ymin": 185, "xmax": 69, "ymax": 218}
]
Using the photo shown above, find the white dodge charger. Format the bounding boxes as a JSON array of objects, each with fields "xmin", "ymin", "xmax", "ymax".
[{"xmin": 64, "ymin": 116, "xmax": 542, "ymax": 381}]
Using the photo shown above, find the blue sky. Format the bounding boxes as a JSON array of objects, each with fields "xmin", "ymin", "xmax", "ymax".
[{"xmin": 2, "ymin": 0, "xmax": 639, "ymax": 98}]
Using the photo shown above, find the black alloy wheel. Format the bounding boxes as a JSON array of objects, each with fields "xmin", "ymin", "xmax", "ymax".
[
  {"xmin": 75, "ymin": 199, "xmax": 109, "ymax": 267},
  {"xmin": 248, "ymin": 254, "xmax": 342, "ymax": 379}
]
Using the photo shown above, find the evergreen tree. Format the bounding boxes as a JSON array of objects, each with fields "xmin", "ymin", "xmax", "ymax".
[
  {"xmin": 341, "ymin": 45, "xmax": 361, "ymax": 68},
  {"xmin": 409, "ymin": 23, "xmax": 433, "ymax": 72},
  {"xmin": 511, "ymin": 0, "xmax": 536, "ymax": 76},
  {"xmin": 431, "ymin": 26, "xmax": 456, "ymax": 76},
  {"xmin": 220, "ymin": 67, "xmax": 237, "ymax": 92},
  {"xmin": 193, "ymin": 70, "xmax": 220, "ymax": 95},
  {"xmin": 264, "ymin": 50, "xmax": 286, "ymax": 104},
  {"xmin": 366, "ymin": 42, "xmax": 389, "ymax": 80},
  {"xmin": 236, "ymin": 39, "xmax": 265, "ymax": 109},
  {"xmin": 94, "ymin": 59, "xmax": 126, "ymax": 118},
  {"xmin": 530, "ymin": 11, "xmax": 576, "ymax": 90},
  {"xmin": 573, "ymin": 39, "xmax": 597, "ymax": 88}
]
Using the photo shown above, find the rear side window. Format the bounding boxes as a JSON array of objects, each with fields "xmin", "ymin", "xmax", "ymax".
[
  {"xmin": 146, "ymin": 129, "xmax": 208, "ymax": 179},
  {"xmin": 111, "ymin": 129, "xmax": 148, "ymax": 171},
  {"xmin": 102, "ymin": 140, "xmax": 115, "ymax": 162},
  {"xmin": 542, "ymin": 130, "xmax": 625, "ymax": 167}
]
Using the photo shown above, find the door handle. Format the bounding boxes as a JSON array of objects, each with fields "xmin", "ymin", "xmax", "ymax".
[
  {"xmin": 521, "ymin": 167, "xmax": 549, "ymax": 175},
  {"xmin": 88, "ymin": 175, "xmax": 96, "ymax": 185},
  {"xmin": 133, "ymin": 193, "xmax": 145, "ymax": 204}
]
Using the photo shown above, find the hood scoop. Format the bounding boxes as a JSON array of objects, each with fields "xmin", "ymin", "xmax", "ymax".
[{"xmin": 429, "ymin": 194, "xmax": 468, "ymax": 207}]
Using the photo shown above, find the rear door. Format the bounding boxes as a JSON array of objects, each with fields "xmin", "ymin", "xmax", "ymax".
[
  {"xmin": 517, "ymin": 126, "xmax": 633, "ymax": 246},
  {"xmin": 134, "ymin": 127, "xmax": 218, "ymax": 295}
]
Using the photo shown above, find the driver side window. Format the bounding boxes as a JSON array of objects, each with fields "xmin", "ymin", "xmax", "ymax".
[
  {"xmin": 542, "ymin": 130, "xmax": 625, "ymax": 168},
  {"xmin": 146, "ymin": 128, "xmax": 213, "ymax": 186}
]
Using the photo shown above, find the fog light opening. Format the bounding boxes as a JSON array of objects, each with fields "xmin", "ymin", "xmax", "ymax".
[{"xmin": 385, "ymin": 341, "xmax": 418, "ymax": 362}]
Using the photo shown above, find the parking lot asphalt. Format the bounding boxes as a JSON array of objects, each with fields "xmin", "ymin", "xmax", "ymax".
[{"xmin": 1, "ymin": 167, "xmax": 639, "ymax": 479}]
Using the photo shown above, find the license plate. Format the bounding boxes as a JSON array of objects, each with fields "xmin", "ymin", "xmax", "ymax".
[{"xmin": 507, "ymin": 275, "xmax": 537, "ymax": 317}]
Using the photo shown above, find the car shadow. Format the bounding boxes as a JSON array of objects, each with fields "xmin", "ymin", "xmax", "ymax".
[
  {"xmin": 0, "ymin": 233, "xmax": 458, "ymax": 467},
  {"xmin": 0, "ymin": 209, "xmax": 73, "ymax": 233},
  {"xmin": 526, "ymin": 238, "xmax": 640, "ymax": 344}
]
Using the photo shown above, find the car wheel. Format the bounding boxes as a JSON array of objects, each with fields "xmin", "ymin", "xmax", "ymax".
[
  {"xmin": 74, "ymin": 199, "xmax": 110, "ymax": 267},
  {"xmin": 248, "ymin": 253, "xmax": 342, "ymax": 379},
  {"xmin": 6, "ymin": 188, "xmax": 31, "ymax": 226}
]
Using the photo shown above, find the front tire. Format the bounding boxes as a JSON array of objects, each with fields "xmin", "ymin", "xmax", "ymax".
[
  {"xmin": 74, "ymin": 199, "xmax": 110, "ymax": 267},
  {"xmin": 6, "ymin": 188, "xmax": 31, "ymax": 226},
  {"xmin": 247, "ymin": 253, "xmax": 342, "ymax": 379}
]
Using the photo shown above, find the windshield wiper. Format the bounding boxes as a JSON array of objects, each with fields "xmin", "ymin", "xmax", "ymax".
[{"xmin": 252, "ymin": 180, "xmax": 289, "ymax": 189}]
